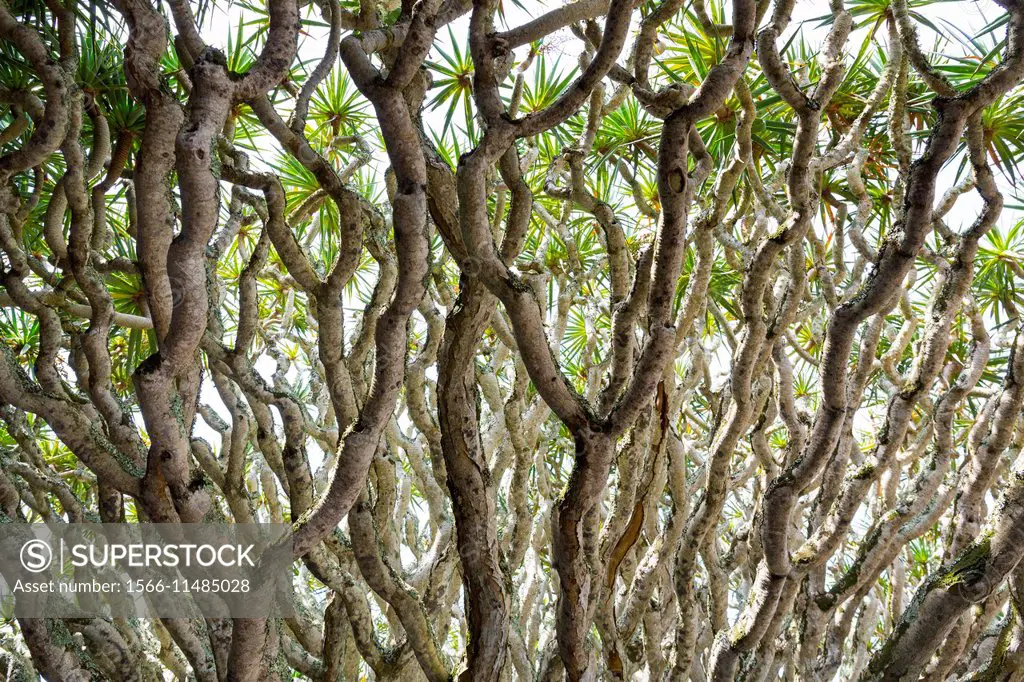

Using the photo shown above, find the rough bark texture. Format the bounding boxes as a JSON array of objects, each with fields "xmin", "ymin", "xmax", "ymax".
[{"xmin": 2, "ymin": 0, "xmax": 1024, "ymax": 679}]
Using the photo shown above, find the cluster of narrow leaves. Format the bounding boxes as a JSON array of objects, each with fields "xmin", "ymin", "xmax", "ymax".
[{"xmin": 1, "ymin": 0, "xmax": 1024, "ymax": 679}]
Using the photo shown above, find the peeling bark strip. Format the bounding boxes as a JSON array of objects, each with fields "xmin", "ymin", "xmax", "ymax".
[{"xmin": 3, "ymin": 0, "xmax": 1024, "ymax": 679}]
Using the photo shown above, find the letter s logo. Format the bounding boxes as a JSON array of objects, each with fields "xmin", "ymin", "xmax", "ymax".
[{"xmin": 21, "ymin": 539, "xmax": 53, "ymax": 573}]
